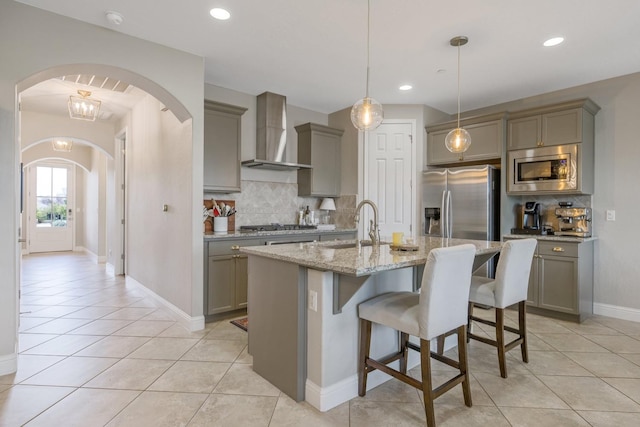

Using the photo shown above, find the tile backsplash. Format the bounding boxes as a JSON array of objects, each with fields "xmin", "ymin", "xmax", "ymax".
[{"xmin": 204, "ymin": 181, "xmax": 357, "ymax": 229}]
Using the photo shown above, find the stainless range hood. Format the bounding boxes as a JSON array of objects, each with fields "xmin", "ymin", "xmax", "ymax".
[{"xmin": 241, "ymin": 92, "xmax": 312, "ymax": 170}]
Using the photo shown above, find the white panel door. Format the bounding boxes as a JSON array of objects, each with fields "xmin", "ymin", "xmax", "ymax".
[
  {"xmin": 28, "ymin": 163, "xmax": 74, "ymax": 253},
  {"xmin": 365, "ymin": 122, "xmax": 413, "ymax": 239}
]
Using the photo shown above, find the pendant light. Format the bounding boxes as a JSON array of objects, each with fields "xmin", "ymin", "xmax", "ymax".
[
  {"xmin": 68, "ymin": 89, "xmax": 101, "ymax": 121},
  {"xmin": 351, "ymin": 0, "xmax": 383, "ymax": 131},
  {"xmin": 445, "ymin": 36, "xmax": 471, "ymax": 154},
  {"xmin": 51, "ymin": 139, "xmax": 73, "ymax": 152}
]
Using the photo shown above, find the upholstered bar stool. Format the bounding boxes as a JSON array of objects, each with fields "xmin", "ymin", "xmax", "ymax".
[
  {"xmin": 467, "ymin": 238, "xmax": 537, "ymax": 378},
  {"xmin": 358, "ymin": 244, "xmax": 476, "ymax": 427}
]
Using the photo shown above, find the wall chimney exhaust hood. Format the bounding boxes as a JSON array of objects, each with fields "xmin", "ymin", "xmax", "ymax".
[{"xmin": 241, "ymin": 92, "xmax": 312, "ymax": 170}]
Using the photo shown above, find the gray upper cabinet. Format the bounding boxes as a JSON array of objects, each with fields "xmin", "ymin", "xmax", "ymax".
[
  {"xmin": 507, "ymin": 99, "xmax": 600, "ymax": 150},
  {"xmin": 426, "ymin": 113, "xmax": 506, "ymax": 166},
  {"xmin": 204, "ymin": 100, "xmax": 247, "ymax": 193},
  {"xmin": 295, "ymin": 123, "xmax": 344, "ymax": 197}
]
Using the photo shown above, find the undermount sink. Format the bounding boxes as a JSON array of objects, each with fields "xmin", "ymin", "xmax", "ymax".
[{"xmin": 323, "ymin": 240, "xmax": 386, "ymax": 249}]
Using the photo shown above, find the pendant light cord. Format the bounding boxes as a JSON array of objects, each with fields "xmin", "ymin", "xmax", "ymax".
[
  {"xmin": 456, "ymin": 42, "xmax": 461, "ymax": 129},
  {"xmin": 365, "ymin": 0, "xmax": 371, "ymax": 98}
]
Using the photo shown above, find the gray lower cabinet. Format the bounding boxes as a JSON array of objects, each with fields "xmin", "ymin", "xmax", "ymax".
[
  {"xmin": 295, "ymin": 123, "xmax": 343, "ymax": 197},
  {"xmin": 426, "ymin": 112, "xmax": 506, "ymax": 166},
  {"xmin": 509, "ymin": 238, "xmax": 594, "ymax": 322},
  {"xmin": 205, "ymin": 238, "xmax": 262, "ymax": 316},
  {"xmin": 204, "ymin": 231, "xmax": 355, "ymax": 317},
  {"xmin": 204, "ymin": 100, "xmax": 247, "ymax": 193}
]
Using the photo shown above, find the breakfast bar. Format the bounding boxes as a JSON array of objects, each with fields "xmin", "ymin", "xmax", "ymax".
[{"xmin": 241, "ymin": 237, "xmax": 501, "ymax": 411}]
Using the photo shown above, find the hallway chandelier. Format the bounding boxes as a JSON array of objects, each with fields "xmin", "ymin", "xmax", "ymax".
[
  {"xmin": 52, "ymin": 139, "xmax": 73, "ymax": 152},
  {"xmin": 68, "ymin": 89, "xmax": 101, "ymax": 121},
  {"xmin": 350, "ymin": 0, "xmax": 383, "ymax": 131},
  {"xmin": 445, "ymin": 36, "xmax": 472, "ymax": 154}
]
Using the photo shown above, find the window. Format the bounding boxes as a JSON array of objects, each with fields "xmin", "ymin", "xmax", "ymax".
[{"xmin": 36, "ymin": 166, "xmax": 68, "ymax": 227}]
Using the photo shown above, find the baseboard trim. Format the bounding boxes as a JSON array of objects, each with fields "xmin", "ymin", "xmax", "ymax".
[
  {"xmin": 0, "ymin": 353, "xmax": 17, "ymax": 376},
  {"xmin": 305, "ymin": 356, "xmax": 420, "ymax": 412},
  {"xmin": 105, "ymin": 263, "xmax": 115, "ymax": 277},
  {"xmin": 125, "ymin": 276, "xmax": 205, "ymax": 332},
  {"xmin": 594, "ymin": 302, "xmax": 640, "ymax": 323}
]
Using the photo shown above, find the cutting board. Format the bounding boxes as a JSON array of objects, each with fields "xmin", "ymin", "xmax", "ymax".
[{"xmin": 204, "ymin": 199, "xmax": 235, "ymax": 234}]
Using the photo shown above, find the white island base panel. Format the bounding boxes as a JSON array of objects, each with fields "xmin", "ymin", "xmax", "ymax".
[{"xmin": 304, "ymin": 267, "xmax": 424, "ymax": 411}]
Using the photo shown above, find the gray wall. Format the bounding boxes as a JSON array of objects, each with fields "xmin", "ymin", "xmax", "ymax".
[{"xmin": 465, "ymin": 72, "xmax": 640, "ymax": 314}]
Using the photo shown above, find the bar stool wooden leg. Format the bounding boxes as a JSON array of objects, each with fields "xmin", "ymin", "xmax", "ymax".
[
  {"xmin": 457, "ymin": 325, "xmax": 472, "ymax": 407},
  {"xmin": 399, "ymin": 332, "xmax": 409, "ymax": 374},
  {"xmin": 419, "ymin": 338, "xmax": 436, "ymax": 427},
  {"xmin": 467, "ymin": 302, "xmax": 474, "ymax": 343},
  {"xmin": 496, "ymin": 308, "xmax": 507, "ymax": 378},
  {"xmin": 519, "ymin": 301, "xmax": 528, "ymax": 363},
  {"xmin": 436, "ymin": 335, "xmax": 445, "ymax": 355},
  {"xmin": 358, "ymin": 318, "xmax": 372, "ymax": 396}
]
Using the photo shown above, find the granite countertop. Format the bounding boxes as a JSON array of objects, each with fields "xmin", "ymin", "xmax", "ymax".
[
  {"xmin": 503, "ymin": 234, "xmax": 597, "ymax": 243},
  {"xmin": 240, "ymin": 236, "xmax": 502, "ymax": 277},
  {"xmin": 204, "ymin": 228, "xmax": 357, "ymax": 240}
]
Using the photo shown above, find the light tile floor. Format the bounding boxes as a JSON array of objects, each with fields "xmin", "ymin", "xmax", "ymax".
[{"xmin": 2, "ymin": 252, "xmax": 640, "ymax": 426}]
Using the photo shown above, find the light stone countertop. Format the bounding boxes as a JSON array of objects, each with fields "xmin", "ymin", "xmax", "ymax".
[
  {"xmin": 204, "ymin": 228, "xmax": 357, "ymax": 240},
  {"xmin": 240, "ymin": 236, "xmax": 502, "ymax": 277},
  {"xmin": 503, "ymin": 234, "xmax": 597, "ymax": 243}
]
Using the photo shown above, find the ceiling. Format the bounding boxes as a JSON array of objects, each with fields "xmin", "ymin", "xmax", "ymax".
[{"xmin": 16, "ymin": 0, "xmax": 640, "ymax": 118}]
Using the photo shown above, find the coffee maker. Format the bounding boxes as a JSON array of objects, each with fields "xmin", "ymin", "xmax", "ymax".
[
  {"xmin": 555, "ymin": 205, "xmax": 592, "ymax": 237},
  {"xmin": 511, "ymin": 201, "xmax": 543, "ymax": 234}
]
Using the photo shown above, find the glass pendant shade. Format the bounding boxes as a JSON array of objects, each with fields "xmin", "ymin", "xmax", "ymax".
[
  {"xmin": 351, "ymin": 97, "xmax": 384, "ymax": 131},
  {"xmin": 444, "ymin": 128, "xmax": 471, "ymax": 153},
  {"xmin": 68, "ymin": 90, "xmax": 101, "ymax": 121}
]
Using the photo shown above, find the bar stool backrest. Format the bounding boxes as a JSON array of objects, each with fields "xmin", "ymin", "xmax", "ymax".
[
  {"xmin": 493, "ymin": 239, "xmax": 537, "ymax": 309},
  {"xmin": 419, "ymin": 244, "xmax": 476, "ymax": 340}
]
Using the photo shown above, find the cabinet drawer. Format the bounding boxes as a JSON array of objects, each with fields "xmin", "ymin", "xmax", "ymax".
[
  {"xmin": 538, "ymin": 242, "xmax": 578, "ymax": 257},
  {"xmin": 208, "ymin": 239, "xmax": 263, "ymax": 256}
]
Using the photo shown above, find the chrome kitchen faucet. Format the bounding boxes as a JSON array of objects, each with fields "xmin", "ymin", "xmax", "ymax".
[{"xmin": 354, "ymin": 199, "xmax": 380, "ymax": 247}]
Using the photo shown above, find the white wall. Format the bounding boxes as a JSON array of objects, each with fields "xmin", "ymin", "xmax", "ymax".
[
  {"xmin": 126, "ymin": 94, "xmax": 194, "ymax": 314},
  {"xmin": 0, "ymin": 2, "xmax": 203, "ymax": 375}
]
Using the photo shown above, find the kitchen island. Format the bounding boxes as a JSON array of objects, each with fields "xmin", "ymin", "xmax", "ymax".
[{"xmin": 241, "ymin": 237, "xmax": 501, "ymax": 411}]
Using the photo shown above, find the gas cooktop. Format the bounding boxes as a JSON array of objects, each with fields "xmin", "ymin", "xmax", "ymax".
[{"xmin": 239, "ymin": 224, "xmax": 317, "ymax": 232}]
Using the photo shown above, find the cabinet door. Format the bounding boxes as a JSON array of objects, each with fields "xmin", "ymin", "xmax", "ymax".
[
  {"xmin": 542, "ymin": 108, "xmax": 582, "ymax": 146},
  {"xmin": 297, "ymin": 124, "xmax": 343, "ymax": 197},
  {"xmin": 207, "ymin": 256, "xmax": 236, "ymax": 315},
  {"xmin": 527, "ymin": 255, "xmax": 538, "ymax": 306},
  {"xmin": 427, "ymin": 120, "xmax": 502, "ymax": 165},
  {"xmin": 427, "ymin": 129, "xmax": 460, "ymax": 165},
  {"xmin": 508, "ymin": 115, "xmax": 541, "ymax": 150},
  {"xmin": 538, "ymin": 255, "xmax": 578, "ymax": 314},
  {"xmin": 311, "ymin": 132, "xmax": 340, "ymax": 196},
  {"xmin": 235, "ymin": 255, "xmax": 248, "ymax": 309},
  {"xmin": 203, "ymin": 101, "xmax": 247, "ymax": 193}
]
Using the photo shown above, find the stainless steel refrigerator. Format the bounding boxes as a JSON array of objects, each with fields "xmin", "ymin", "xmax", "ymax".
[{"xmin": 422, "ymin": 165, "xmax": 500, "ymax": 276}]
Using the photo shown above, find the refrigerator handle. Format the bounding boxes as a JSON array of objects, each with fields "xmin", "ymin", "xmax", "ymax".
[
  {"xmin": 440, "ymin": 190, "xmax": 447, "ymax": 238},
  {"xmin": 447, "ymin": 190, "xmax": 453, "ymax": 238}
]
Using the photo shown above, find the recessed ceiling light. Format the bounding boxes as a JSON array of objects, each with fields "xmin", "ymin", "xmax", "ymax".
[
  {"xmin": 399, "ymin": 85, "xmax": 412, "ymax": 91},
  {"xmin": 543, "ymin": 36, "xmax": 564, "ymax": 47},
  {"xmin": 210, "ymin": 8, "xmax": 230, "ymax": 20}
]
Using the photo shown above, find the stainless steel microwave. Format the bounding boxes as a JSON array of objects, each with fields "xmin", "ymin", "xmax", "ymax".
[{"xmin": 507, "ymin": 143, "xmax": 590, "ymax": 194}]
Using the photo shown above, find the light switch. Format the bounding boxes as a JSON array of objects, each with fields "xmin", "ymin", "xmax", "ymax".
[{"xmin": 606, "ymin": 210, "xmax": 616, "ymax": 221}]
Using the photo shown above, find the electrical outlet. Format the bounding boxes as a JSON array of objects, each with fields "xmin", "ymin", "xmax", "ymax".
[
  {"xmin": 606, "ymin": 210, "xmax": 616, "ymax": 221},
  {"xmin": 308, "ymin": 290, "xmax": 318, "ymax": 312}
]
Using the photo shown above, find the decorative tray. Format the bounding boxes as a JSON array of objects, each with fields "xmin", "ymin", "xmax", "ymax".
[{"xmin": 389, "ymin": 244, "xmax": 419, "ymax": 252}]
